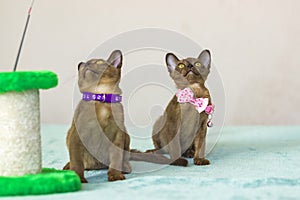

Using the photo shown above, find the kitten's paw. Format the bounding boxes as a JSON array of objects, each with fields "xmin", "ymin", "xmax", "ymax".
[
  {"xmin": 122, "ymin": 162, "xmax": 132, "ymax": 174},
  {"xmin": 64, "ymin": 163, "xmax": 87, "ymax": 182},
  {"xmin": 171, "ymin": 158, "xmax": 188, "ymax": 167},
  {"xmin": 80, "ymin": 177, "xmax": 88, "ymax": 183},
  {"xmin": 194, "ymin": 158, "xmax": 210, "ymax": 166},
  {"xmin": 63, "ymin": 162, "xmax": 70, "ymax": 170},
  {"xmin": 108, "ymin": 169, "xmax": 126, "ymax": 181}
]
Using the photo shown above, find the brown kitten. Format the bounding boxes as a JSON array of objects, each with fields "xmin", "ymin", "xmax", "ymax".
[
  {"xmin": 63, "ymin": 50, "xmax": 175, "ymax": 183},
  {"xmin": 147, "ymin": 50, "xmax": 213, "ymax": 166}
]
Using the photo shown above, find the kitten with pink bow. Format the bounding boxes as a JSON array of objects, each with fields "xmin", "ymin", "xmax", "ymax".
[{"xmin": 146, "ymin": 50, "xmax": 214, "ymax": 166}]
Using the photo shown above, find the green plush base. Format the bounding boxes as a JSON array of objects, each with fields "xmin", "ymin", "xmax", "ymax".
[
  {"xmin": 0, "ymin": 71, "xmax": 58, "ymax": 94},
  {"xmin": 0, "ymin": 168, "xmax": 81, "ymax": 196}
]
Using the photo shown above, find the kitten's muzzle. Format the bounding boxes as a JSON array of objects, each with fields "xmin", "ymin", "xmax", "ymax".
[
  {"xmin": 184, "ymin": 66, "xmax": 200, "ymax": 76},
  {"xmin": 85, "ymin": 67, "xmax": 101, "ymax": 75},
  {"xmin": 82, "ymin": 65, "xmax": 101, "ymax": 79}
]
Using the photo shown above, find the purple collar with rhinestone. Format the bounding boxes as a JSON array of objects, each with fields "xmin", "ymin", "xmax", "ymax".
[{"xmin": 82, "ymin": 92, "xmax": 122, "ymax": 103}]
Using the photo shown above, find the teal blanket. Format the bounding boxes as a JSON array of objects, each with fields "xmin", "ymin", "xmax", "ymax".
[{"xmin": 3, "ymin": 126, "xmax": 300, "ymax": 200}]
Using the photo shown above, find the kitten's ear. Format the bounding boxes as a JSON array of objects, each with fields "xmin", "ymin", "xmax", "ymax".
[
  {"xmin": 107, "ymin": 50, "xmax": 123, "ymax": 68},
  {"xmin": 166, "ymin": 53, "xmax": 179, "ymax": 72},
  {"xmin": 198, "ymin": 49, "xmax": 211, "ymax": 69},
  {"xmin": 78, "ymin": 62, "xmax": 85, "ymax": 71}
]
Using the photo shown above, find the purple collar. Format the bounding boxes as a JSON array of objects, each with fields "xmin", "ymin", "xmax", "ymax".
[{"xmin": 82, "ymin": 92, "xmax": 122, "ymax": 103}]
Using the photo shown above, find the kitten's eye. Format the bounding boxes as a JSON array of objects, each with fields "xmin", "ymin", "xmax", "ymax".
[
  {"xmin": 96, "ymin": 60, "xmax": 103, "ymax": 64},
  {"xmin": 195, "ymin": 62, "xmax": 202, "ymax": 67},
  {"xmin": 178, "ymin": 64, "xmax": 185, "ymax": 69}
]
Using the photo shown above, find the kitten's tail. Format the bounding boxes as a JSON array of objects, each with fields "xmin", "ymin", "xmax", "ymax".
[
  {"xmin": 129, "ymin": 149, "xmax": 170, "ymax": 164},
  {"xmin": 129, "ymin": 149, "xmax": 187, "ymax": 166}
]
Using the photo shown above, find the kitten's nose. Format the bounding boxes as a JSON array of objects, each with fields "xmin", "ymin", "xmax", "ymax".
[{"xmin": 187, "ymin": 63, "xmax": 193, "ymax": 69}]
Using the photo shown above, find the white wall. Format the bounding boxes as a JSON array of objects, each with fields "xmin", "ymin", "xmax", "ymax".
[{"xmin": 0, "ymin": 0, "xmax": 299, "ymax": 125}]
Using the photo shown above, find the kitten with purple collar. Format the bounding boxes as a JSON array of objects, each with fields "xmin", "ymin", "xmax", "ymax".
[{"xmin": 147, "ymin": 50, "xmax": 214, "ymax": 166}]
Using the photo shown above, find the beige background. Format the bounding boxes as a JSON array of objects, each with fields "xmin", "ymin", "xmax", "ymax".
[{"xmin": 0, "ymin": 0, "xmax": 299, "ymax": 126}]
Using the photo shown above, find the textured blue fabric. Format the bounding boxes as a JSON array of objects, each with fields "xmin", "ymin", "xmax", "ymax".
[{"xmin": 6, "ymin": 125, "xmax": 298, "ymax": 200}]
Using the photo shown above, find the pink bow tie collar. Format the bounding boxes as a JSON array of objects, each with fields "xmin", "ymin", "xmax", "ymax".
[{"xmin": 176, "ymin": 88, "xmax": 215, "ymax": 127}]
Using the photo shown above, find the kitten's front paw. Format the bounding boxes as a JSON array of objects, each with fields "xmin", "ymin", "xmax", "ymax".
[
  {"xmin": 122, "ymin": 162, "xmax": 132, "ymax": 174},
  {"xmin": 80, "ymin": 177, "xmax": 88, "ymax": 183},
  {"xmin": 194, "ymin": 158, "xmax": 210, "ymax": 166},
  {"xmin": 171, "ymin": 158, "xmax": 188, "ymax": 167},
  {"xmin": 108, "ymin": 169, "xmax": 126, "ymax": 181}
]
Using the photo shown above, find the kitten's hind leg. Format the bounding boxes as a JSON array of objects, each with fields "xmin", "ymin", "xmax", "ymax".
[
  {"xmin": 67, "ymin": 128, "xmax": 88, "ymax": 183},
  {"xmin": 146, "ymin": 120, "xmax": 168, "ymax": 154}
]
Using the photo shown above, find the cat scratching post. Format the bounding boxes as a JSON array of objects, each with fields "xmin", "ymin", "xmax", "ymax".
[
  {"xmin": 0, "ymin": 71, "xmax": 81, "ymax": 197},
  {"xmin": 0, "ymin": 71, "xmax": 57, "ymax": 176}
]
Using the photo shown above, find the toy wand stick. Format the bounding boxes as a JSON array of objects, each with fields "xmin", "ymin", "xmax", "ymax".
[{"xmin": 13, "ymin": 0, "xmax": 35, "ymax": 72}]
